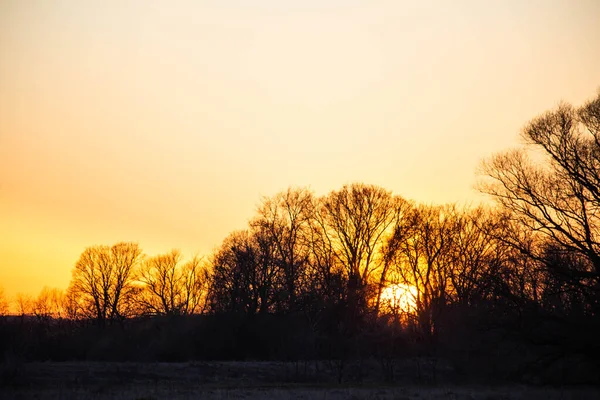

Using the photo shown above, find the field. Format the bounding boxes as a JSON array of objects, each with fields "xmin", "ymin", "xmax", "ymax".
[{"xmin": 1, "ymin": 361, "xmax": 598, "ymax": 399}]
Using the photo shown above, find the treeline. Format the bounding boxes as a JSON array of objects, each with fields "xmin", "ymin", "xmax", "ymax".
[{"xmin": 2, "ymin": 92, "xmax": 600, "ymax": 384}]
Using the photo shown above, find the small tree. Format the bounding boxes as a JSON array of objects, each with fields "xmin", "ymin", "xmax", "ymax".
[
  {"xmin": 15, "ymin": 292, "xmax": 34, "ymax": 316},
  {"xmin": 0, "ymin": 286, "xmax": 9, "ymax": 316},
  {"xmin": 33, "ymin": 287, "xmax": 65, "ymax": 319}
]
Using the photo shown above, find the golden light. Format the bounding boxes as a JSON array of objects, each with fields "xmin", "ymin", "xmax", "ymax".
[{"xmin": 380, "ymin": 283, "xmax": 418, "ymax": 314}]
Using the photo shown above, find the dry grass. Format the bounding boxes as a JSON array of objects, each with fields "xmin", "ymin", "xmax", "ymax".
[
  {"xmin": 2, "ymin": 385, "xmax": 599, "ymax": 400},
  {"xmin": 1, "ymin": 362, "xmax": 598, "ymax": 399}
]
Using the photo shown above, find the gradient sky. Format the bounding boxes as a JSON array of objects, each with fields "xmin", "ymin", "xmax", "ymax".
[{"xmin": 1, "ymin": 0, "xmax": 599, "ymax": 299}]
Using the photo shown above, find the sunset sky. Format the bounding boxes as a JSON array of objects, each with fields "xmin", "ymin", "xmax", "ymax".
[{"xmin": 1, "ymin": 0, "xmax": 599, "ymax": 299}]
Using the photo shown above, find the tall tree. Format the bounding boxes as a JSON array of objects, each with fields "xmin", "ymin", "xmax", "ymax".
[
  {"xmin": 387, "ymin": 204, "xmax": 461, "ymax": 337},
  {"xmin": 67, "ymin": 242, "xmax": 142, "ymax": 324},
  {"xmin": 317, "ymin": 183, "xmax": 407, "ymax": 314},
  {"xmin": 209, "ymin": 230, "xmax": 278, "ymax": 314},
  {"xmin": 251, "ymin": 187, "xmax": 315, "ymax": 311},
  {"xmin": 480, "ymin": 92, "xmax": 600, "ymax": 313},
  {"xmin": 448, "ymin": 207, "xmax": 503, "ymax": 306}
]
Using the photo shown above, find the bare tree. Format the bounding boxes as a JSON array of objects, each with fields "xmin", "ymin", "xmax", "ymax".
[
  {"xmin": 138, "ymin": 250, "xmax": 208, "ymax": 315},
  {"xmin": 251, "ymin": 187, "xmax": 315, "ymax": 311},
  {"xmin": 33, "ymin": 287, "xmax": 65, "ymax": 319},
  {"xmin": 476, "ymin": 211, "xmax": 547, "ymax": 306},
  {"xmin": 317, "ymin": 183, "xmax": 408, "ymax": 314},
  {"xmin": 15, "ymin": 292, "xmax": 34, "ymax": 316},
  {"xmin": 209, "ymin": 230, "xmax": 279, "ymax": 314},
  {"xmin": 447, "ymin": 207, "xmax": 503, "ymax": 306},
  {"xmin": 306, "ymin": 207, "xmax": 346, "ymax": 305},
  {"xmin": 63, "ymin": 285, "xmax": 82, "ymax": 320},
  {"xmin": 67, "ymin": 242, "xmax": 142, "ymax": 324},
  {"xmin": 375, "ymin": 198, "xmax": 415, "ymax": 314},
  {"xmin": 0, "ymin": 286, "xmax": 9, "ymax": 316},
  {"xmin": 388, "ymin": 204, "xmax": 461, "ymax": 338},
  {"xmin": 479, "ymin": 92, "xmax": 600, "ymax": 313},
  {"xmin": 180, "ymin": 255, "xmax": 211, "ymax": 314}
]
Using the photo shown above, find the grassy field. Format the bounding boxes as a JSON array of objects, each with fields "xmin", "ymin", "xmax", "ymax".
[
  {"xmin": 1, "ymin": 361, "xmax": 598, "ymax": 399},
  {"xmin": 3, "ymin": 385, "xmax": 600, "ymax": 400}
]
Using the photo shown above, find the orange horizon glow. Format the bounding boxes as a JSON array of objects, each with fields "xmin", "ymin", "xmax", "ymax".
[
  {"xmin": 380, "ymin": 283, "xmax": 419, "ymax": 315},
  {"xmin": 1, "ymin": 1, "xmax": 600, "ymax": 300}
]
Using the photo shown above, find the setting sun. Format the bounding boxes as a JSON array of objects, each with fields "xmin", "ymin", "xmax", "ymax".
[{"xmin": 380, "ymin": 283, "xmax": 418, "ymax": 314}]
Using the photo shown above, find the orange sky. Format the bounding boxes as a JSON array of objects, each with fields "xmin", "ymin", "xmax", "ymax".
[{"xmin": 1, "ymin": 0, "xmax": 599, "ymax": 299}]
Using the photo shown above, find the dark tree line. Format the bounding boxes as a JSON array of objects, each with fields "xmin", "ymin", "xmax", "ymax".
[{"xmin": 2, "ymin": 91, "xmax": 600, "ymax": 384}]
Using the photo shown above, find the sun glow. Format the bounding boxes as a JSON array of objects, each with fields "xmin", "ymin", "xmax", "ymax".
[{"xmin": 380, "ymin": 283, "xmax": 418, "ymax": 314}]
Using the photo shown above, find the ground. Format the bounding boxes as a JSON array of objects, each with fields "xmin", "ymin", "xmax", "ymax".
[{"xmin": 1, "ymin": 361, "xmax": 598, "ymax": 399}]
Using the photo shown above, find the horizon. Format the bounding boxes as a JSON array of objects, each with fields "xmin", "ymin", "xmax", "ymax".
[{"xmin": 2, "ymin": 0, "xmax": 600, "ymax": 299}]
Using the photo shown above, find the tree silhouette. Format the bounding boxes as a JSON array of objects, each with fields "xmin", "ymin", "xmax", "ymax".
[
  {"xmin": 209, "ymin": 230, "xmax": 279, "ymax": 314},
  {"xmin": 15, "ymin": 292, "xmax": 34, "ymax": 316},
  {"xmin": 447, "ymin": 207, "xmax": 503, "ymax": 307},
  {"xmin": 317, "ymin": 183, "xmax": 407, "ymax": 316},
  {"xmin": 32, "ymin": 287, "xmax": 65, "ymax": 319},
  {"xmin": 0, "ymin": 286, "xmax": 9, "ymax": 316},
  {"xmin": 480, "ymin": 92, "xmax": 600, "ymax": 314},
  {"xmin": 386, "ymin": 204, "xmax": 460, "ymax": 339},
  {"xmin": 138, "ymin": 250, "xmax": 208, "ymax": 316},
  {"xmin": 251, "ymin": 188, "xmax": 315, "ymax": 311},
  {"xmin": 67, "ymin": 242, "xmax": 142, "ymax": 324}
]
